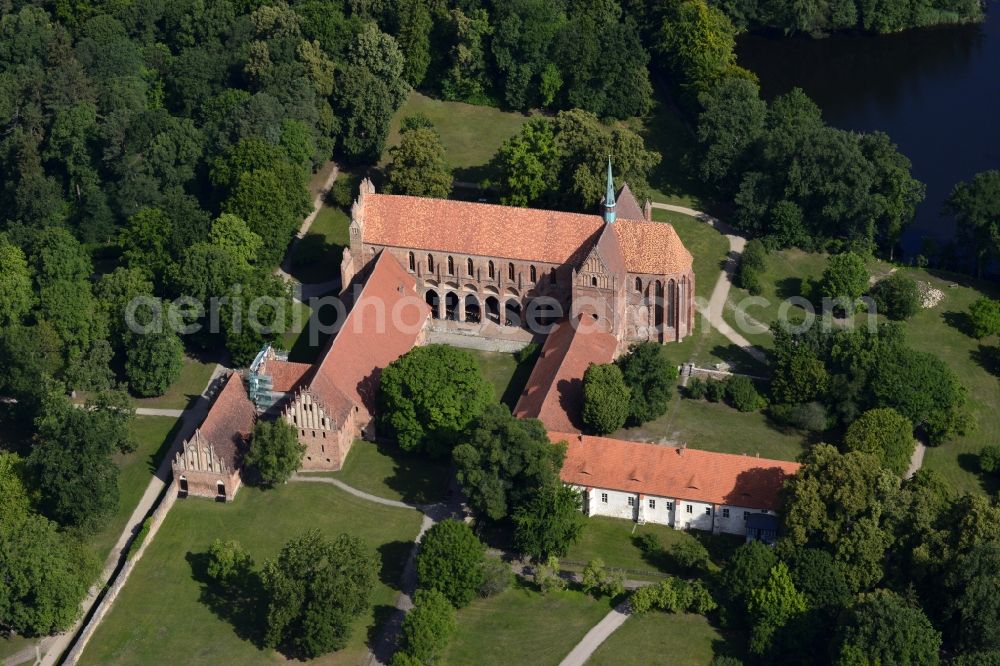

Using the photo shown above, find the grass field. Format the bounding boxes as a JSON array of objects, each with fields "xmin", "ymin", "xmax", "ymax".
[
  {"xmin": 384, "ymin": 91, "xmax": 534, "ymax": 182},
  {"xmin": 440, "ymin": 582, "xmax": 612, "ymax": 666},
  {"xmin": 79, "ymin": 483, "xmax": 423, "ymax": 666},
  {"xmin": 565, "ymin": 516, "xmax": 705, "ymax": 577},
  {"xmin": 314, "ymin": 439, "xmax": 452, "ymax": 505},
  {"xmin": 717, "ymin": 243, "xmax": 1000, "ymax": 494},
  {"xmin": 615, "ymin": 393, "xmax": 807, "ymax": 462},
  {"xmin": 722, "ymin": 248, "xmax": 831, "ymax": 349},
  {"xmin": 86, "ymin": 416, "xmax": 182, "ymax": 564},
  {"xmin": 0, "ymin": 635, "xmax": 33, "ymax": 662},
  {"xmin": 134, "ymin": 356, "xmax": 215, "ymax": 410},
  {"xmin": 465, "ymin": 348, "xmax": 539, "ymax": 409},
  {"xmin": 897, "ymin": 268, "xmax": 1000, "ymax": 495},
  {"xmin": 288, "ymin": 205, "xmax": 351, "ymax": 284},
  {"xmin": 588, "ymin": 612, "xmax": 729, "ymax": 666}
]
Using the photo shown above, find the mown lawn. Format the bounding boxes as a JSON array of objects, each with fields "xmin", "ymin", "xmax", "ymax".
[
  {"xmin": 384, "ymin": 91, "xmax": 534, "ymax": 182},
  {"xmin": 588, "ymin": 612, "xmax": 731, "ymax": 666},
  {"xmin": 313, "ymin": 439, "xmax": 452, "ymax": 505},
  {"xmin": 564, "ymin": 516, "xmax": 704, "ymax": 577},
  {"xmin": 79, "ymin": 483, "xmax": 423, "ymax": 666},
  {"xmin": 616, "ymin": 393, "xmax": 807, "ymax": 463},
  {"xmin": 465, "ymin": 348, "xmax": 539, "ymax": 409},
  {"xmin": 133, "ymin": 356, "xmax": 216, "ymax": 410},
  {"xmin": 898, "ymin": 268, "xmax": 1000, "ymax": 496},
  {"xmin": 0, "ymin": 635, "xmax": 34, "ymax": 663},
  {"xmin": 440, "ymin": 582, "xmax": 612, "ymax": 666},
  {"xmin": 722, "ymin": 248, "xmax": 831, "ymax": 349},
  {"xmin": 288, "ymin": 205, "xmax": 351, "ymax": 284},
  {"xmin": 86, "ymin": 416, "xmax": 182, "ymax": 564}
]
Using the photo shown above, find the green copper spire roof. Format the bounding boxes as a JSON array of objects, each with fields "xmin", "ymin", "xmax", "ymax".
[{"xmin": 603, "ymin": 156, "xmax": 616, "ymax": 224}]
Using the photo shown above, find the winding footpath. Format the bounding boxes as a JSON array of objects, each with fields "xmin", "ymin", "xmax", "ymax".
[{"xmin": 650, "ymin": 203, "xmax": 767, "ymax": 366}]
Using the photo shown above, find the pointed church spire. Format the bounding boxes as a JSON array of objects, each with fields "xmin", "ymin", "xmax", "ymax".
[{"xmin": 603, "ymin": 156, "xmax": 617, "ymax": 224}]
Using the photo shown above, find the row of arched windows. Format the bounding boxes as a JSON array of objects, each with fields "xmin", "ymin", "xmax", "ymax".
[{"xmin": 407, "ymin": 251, "xmax": 554, "ymax": 285}]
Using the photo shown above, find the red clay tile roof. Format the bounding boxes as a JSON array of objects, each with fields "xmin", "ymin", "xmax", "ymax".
[
  {"xmin": 309, "ymin": 250, "xmax": 430, "ymax": 415},
  {"xmin": 513, "ymin": 316, "xmax": 618, "ymax": 433},
  {"xmin": 553, "ymin": 432, "xmax": 801, "ymax": 511},
  {"xmin": 361, "ymin": 193, "xmax": 692, "ymax": 275},
  {"xmin": 614, "ymin": 218, "xmax": 693, "ymax": 276},
  {"xmin": 615, "ymin": 183, "xmax": 646, "ymax": 221},
  {"xmin": 264, "ymin": 359, "xmax": 314, "ymax": 393},
  {"xmin": 197, "ymin": 372, "xmax": 256, "ymax": 469}
]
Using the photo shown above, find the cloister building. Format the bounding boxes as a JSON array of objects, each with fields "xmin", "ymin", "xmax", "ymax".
[{"xmin": 340, "ymin": 164, "xmax": 696, "ymax": 352}]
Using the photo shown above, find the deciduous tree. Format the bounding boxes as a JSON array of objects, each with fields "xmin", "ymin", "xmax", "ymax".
[
  {"xmin": 582, "ymin": 363, "xmax": 630, "ymax": 435},
  {"xmin": 416, "ymin": 519, "xmax": 486, "ymax": 608},
  {"xmin": 843, "ymin": 407, "xmax": 915, "ymax": 476},
  {"xmin": 378, "ymin": 345, "xmax": 493, "ymax": 457},
  {"xmin": 832, "ymin": 589, "xmax": 941, "ymax": 665},
  {"xmin": 245, "ymin": 419, "xmax": 305, "ymax": 486},
  {"xmin": 512, "ymin": 481, "xmax": 584, "ymax": 559},
  {"xmin": 262, "ymin": 530, "xmax": 379, "ymax": 658},
  {"xmin": 385, "ymin": 126, "xmax": 453, "ymax": 198},
  {"xmin": 615, "ymin": 342, "xmax": 678, "ymax": 426}
]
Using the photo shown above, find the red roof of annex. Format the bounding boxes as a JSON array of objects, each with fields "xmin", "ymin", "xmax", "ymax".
[{"xmin": 553, "ymin": 432, "xmax": 801, "ymax": 511}]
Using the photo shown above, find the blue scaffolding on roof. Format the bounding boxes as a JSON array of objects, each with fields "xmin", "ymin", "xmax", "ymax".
[{"xmin": 246, "ymin": 344, "xmax": 288, "ymax": 411}]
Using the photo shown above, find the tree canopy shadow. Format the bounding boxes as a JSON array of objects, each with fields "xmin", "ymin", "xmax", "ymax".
[
  {"xmin": 957, "ymin": 453, "xmax": 1000, "ymax": 496},
  {"xmin": 972, "ymin": 344, "xmax": 1000, "ymax": 376},
  {"xmin": 373, "ymin": 440, "xmax": 452, "ymax": 505},
  {"xmin": 377, "ymin": 540, "xmax": 414, "ymax": 588},
  {"xmin": 187, "ymin": 551, "xmax": 267, "ymax": 649},
  {"xmin": 775, "ymin": 276, "xmax": 804, "ymax": 300},
  {"xmin": 942, "ymin": 310, "xmax": 974, "ymax": 337}
]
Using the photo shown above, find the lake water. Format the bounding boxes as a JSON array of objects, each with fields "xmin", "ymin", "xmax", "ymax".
[{"xmin": 737, "ymin": 12, "xmax": 1000, "ymax": 259}]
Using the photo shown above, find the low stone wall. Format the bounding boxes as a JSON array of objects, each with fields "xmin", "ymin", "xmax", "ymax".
[{"xmin": 62, "ymin": 481, "xmax": 180, "ymax": 665}]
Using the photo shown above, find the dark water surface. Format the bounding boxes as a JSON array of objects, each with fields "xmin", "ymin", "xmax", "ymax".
[{"xmin": 738, "ymin": 12, "xmax": 1000, "ymax": 257}]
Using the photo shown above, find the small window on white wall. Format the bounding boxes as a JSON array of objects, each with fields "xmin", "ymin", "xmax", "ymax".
[
  {"xmin": 601, "ymin": 493, "xmax": 608, "ymax": 503},
  {"xmin": 627, "ymin": 497, "xmax": 635, "ymax": 507},
  {"xmin": 648, "ymin": 499, "xmax": 655, "ymax": 509},
  {"xmin": 686, "ymin": 504, "xmax": 692, "ymax": 514},
  {"xmin": 743, "ymin": 511, "xmax": 749, "ymax": 521},
  {"xmin": 705, "ymin": 507, "xmax": 712, "ymax": 515},
  {"xmin": 722, "ymin": 508, "xmax": 730, "ymax": 518},
  {"xmin": 666, "ymin": 502, "xmax": 674, "ymax": 511}
]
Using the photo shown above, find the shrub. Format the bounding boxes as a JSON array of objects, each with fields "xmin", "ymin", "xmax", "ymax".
[
  {"xmin": 127, "ymin": 517, "xmax": 153, "ymax": 561},
  {"xmin": 514, "ymin": 342, "xmax": 539, "ymax": 364},
  {"xmin": 737, "ymin": 239, "xmax": 767, "ymax": 295},
  {"xmin": 616, "ymin": 342, "xmax": 679, "ymax": 426},
  {"xmin": 533, "ymin": 555, "xmax": 566, "ymax": 594},
  {"xmin": 968, "ymin": 298, "xmax": 1000, "ymax": 340},
  {"xmin": 980, "ymin": 445, "xmax": 1000, "ymax": 474},
  {"xmin": 685, "ymin": 377, "xmax": 708, "ymax": 399},
  {"xmin": 870, "ymin": 272, "xmax": 920, "ymax": 320},
  {"xmin": 705, "ymin": 379, "xmax": 727, "ymax": 403},
  {"xmin": 581, "ymin": 559, "xmax": 624, "ymax": 598},
  {"xmin": 726, "ymin": 375, "xmax": 764, "ymax": 412},
  {"xmin": 770, "ymin": 401, "xmax": 829, "ymax": 432},
  {"xmin": 710, "ymin": 657, "xmax": 744, "ymax": 666},
  {"xmin": 670, "ymin": 539, "xmax": 711, "ymax": 574},
  {"xmin": 630, "ymin": 578, "xmax": 716, "ymax": 615},
  {"xmin": 478, "ymin": 556, "xmax": 513, "ymax": 598},
  {"xmin": 635, "ymin": 532, "xmax": 661, "ymax": 554}
]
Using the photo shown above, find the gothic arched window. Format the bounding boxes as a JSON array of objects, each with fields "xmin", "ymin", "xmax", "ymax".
[
  {"xmin": 635, "ymin": 277, "xmax": 642, "ymax": 292},
  {"xmin": 508, "ymin": 263, "xmax": 515, "ymax": 280},
  {"xmin": 467, "ymin": 258, "xmax": 474, "ymax": 276},
  {"xmin": 408, "ymin": 252, "xmax": 415, "ymax": 271},
  {"xmin": 447, "ymin": 256, "xmax": 455, "ymax": 275},
  {"xmin": 427, "ymin": 254, "xmax": 434, "ymax": 272},
  {"xmin": 488, "ymin": 261, "xmax": 495, "ymax": 279},
  {"xmin": 530, "ymin": 265, "xmax": 537, "ymax": 282}
]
